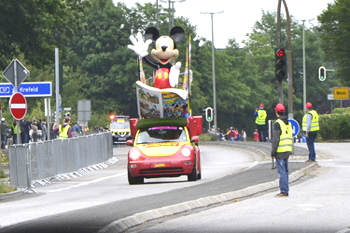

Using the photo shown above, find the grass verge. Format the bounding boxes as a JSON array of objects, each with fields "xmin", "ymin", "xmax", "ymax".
[{"xmin": 0, "ymin": 182, "xmax": 16, "ymax": 194}]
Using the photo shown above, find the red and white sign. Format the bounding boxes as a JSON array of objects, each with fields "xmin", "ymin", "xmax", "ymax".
[{"xmin": 9, "ymin": 92, "xmax": 27, "ymax": 120}]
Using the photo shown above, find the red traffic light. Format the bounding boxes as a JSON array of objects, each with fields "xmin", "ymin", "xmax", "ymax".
[
  {"xmin": 275, "ymin": 49, "xmax": 285, "ymax": 58},
  {"xmin": 109, "ymin": 114, "xmax": 115, "ymax": 120}
]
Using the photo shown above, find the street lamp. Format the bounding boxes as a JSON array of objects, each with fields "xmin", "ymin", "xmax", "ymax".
[
  {"xmin": 200, "ymin": 10, "xmax": 224, "ymax": 135},
  {"xmin": 298, "ymin": 18, "xmax": 315, "ymax": 114},
  {"xmin": 160, "ymin": 0, "xmax": 186, "ymax": 30}
]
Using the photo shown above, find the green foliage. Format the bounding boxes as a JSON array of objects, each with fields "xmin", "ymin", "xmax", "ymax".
[
  {"xmin": 0, "ymin": 183, "xmax": 16, "ymax": 194},
  {"xmin": 87, "ymin": 112, "xmax": 110, "ymax": 131},
  {"xmin": 1, "ymin": 0, "xmax": 345, "ymax": 135},
  {"xmin": 319, "ymin": 107, "xmax": 350, "ymax": 141},
  {"xmin": 318, "ymin": 0, "xmax": 350, "ymax": 86},
  {"xmin": 0, "ymin": 0, "xmax": 82, "ymax": 68},
  {"xmin": 199, "ymin": 133, "xmax": 218, "ymax": 142}
]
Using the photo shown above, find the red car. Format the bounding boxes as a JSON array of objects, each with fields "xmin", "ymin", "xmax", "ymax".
[{"xmin": 126, "ymin": 117, "xmax": 202, "ymax": 185}]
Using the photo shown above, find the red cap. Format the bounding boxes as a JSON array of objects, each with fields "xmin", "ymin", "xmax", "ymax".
[
  {"xmin": 259, "ymin": 104, "xmax": 264, "ymax": 108},
  {"xmin": 305, "ymin": 102, "xmax": 313, "ymax": 109},
  {"xmin": 274, "ymin": 103, "xmax": 285, "ymax": 113}
]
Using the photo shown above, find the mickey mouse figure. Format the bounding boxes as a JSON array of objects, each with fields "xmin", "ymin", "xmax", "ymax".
[{"xmin": 128, "ymin": 26, "xmax": 185, "ymax": 89}]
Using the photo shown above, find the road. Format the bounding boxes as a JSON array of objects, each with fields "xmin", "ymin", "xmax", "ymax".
[
  {"xmin": 0, "ymin": 143, "xmax": 268, "ymax": 233},
  {"xmin": 120, "ymin": 142, "xmax": 350, "ymax": 233}
]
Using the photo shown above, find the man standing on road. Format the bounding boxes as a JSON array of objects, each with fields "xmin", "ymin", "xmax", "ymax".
[
  {"xmin": 271, "ymin": 103, "xmax": 293, "ymax": 197},
  {"xmin": 302, "ymin": 102, "xmax": 319, "ymax": 162},
  {"xmin": 254, "ymin": 104, "xmax": 268, "ymax": 142}
]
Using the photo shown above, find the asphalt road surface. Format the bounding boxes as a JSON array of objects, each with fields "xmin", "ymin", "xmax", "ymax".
[{"xmin": 0, "ymin": 141, "xmax": 319, "ymax": 233}]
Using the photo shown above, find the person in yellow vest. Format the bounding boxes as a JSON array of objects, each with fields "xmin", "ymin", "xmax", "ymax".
[
  {"xmin": 11, "ymin": 122, "xmax": 21, "ymax": 144},
  {"xmin": 254, "ymin": 103, "xmax": 267, "ymax": 142},
  {"xmin": 302, "ymin": 102, "xmax": 319, "ymax": 162},
  {"xmin": 271, "ymin": 103, "xmax": 292, "ymax": 197},
  {"xmin": 53, "ymin": 117, "xmax": 73, "ymax": 139}
]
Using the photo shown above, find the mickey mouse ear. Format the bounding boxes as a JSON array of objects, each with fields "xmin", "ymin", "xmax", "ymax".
[
  {"xmin": 145, "ymin": 27, "xmax": 160, "ymax": 42},
  {"xmin": 170, "ymin": 26, "xmax": 185, "ymax": 43}
]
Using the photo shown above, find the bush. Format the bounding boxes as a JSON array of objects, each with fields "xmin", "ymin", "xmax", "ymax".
[
  {"xmin": 319, "ymin": 107, "xmax": 350, "ymax": 141},
  {"xmin": 199, "ymin": 133, "xmax": 218, "ymax": 141}
]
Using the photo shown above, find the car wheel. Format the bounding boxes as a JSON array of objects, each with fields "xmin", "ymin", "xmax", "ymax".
[
  {"xmin": 128, "ymin": 170, "xmax": 144, "ymax": 185},
  {"xmin": 187, "ymin": 163, "xmax": 198, "ymax": 182}
]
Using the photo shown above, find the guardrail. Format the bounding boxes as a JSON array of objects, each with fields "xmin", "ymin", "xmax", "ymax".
[{"xmin": 8, "ymin": 132, "xmax": 114, "ymax": 193}]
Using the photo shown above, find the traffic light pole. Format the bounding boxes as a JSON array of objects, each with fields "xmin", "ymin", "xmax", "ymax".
[{"xmin": 277, "ymin": 0, "xmax": 293, "ymax": 118}]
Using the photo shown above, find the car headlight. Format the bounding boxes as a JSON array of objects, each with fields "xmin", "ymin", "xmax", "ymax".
[
  {"xmin": 181, "ymin": 147, "xmax": 191, "ymax": 157},
  {"xmin": 129, "ymin": 149, "xmax": 141, "ymax": 160}
]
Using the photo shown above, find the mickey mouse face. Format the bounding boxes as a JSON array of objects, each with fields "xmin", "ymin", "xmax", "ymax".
[
  {"xmin": 145, "ymin": 26, "xmax": 185, "ymax": 65},
  {"xmin": 151, "ymin": 36, "xmax": 179, "ymax": 65}
]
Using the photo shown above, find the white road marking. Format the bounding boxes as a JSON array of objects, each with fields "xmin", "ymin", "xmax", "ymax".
[{"xmin": 47, "ymin": 172, "xmax": 126, "ymax": 193}]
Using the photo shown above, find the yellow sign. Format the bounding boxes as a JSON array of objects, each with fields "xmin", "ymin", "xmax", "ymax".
[{"xmin": 333, "ymin": 87, "xmax": 349, "ymax": 99}]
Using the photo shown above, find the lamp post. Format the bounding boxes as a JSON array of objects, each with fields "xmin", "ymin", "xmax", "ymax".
[
  {"xmin": 156, "ymin": 0, "xmax": 159, "ymax": 29},
  {"xmin": 160, "ymin": 0, "xmax": 186, "ymax": 30},
  {"xmin": 200, "ymin": 10, "xmax": 224, "ymax": 134},
  {"xmin": 298, "ymin": 18, "xmax": 315, "ymax": 114}
]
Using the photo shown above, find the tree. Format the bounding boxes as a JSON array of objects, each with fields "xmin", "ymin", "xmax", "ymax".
[
  {"xmin": 318, "ymin": 0, "xmax": 350, "ymax": 86},
  {"xmin": 0, "ymin": 0, "xmax": 81, "ymax": 69}
]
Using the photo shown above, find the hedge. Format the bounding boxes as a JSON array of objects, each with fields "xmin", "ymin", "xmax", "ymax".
[{"xmin": 319, "ymin": 107, "xmax": 350, "ymax": 141}]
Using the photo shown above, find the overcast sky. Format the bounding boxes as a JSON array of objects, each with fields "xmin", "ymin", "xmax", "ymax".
[{"xmin": 115, "ymin": 0, "xmax": 334, "ymax": 48}]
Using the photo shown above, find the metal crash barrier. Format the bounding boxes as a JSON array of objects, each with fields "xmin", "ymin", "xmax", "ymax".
[{"xmin": 9, "ymin": 132, "xmax": 114, "ymax": 193}]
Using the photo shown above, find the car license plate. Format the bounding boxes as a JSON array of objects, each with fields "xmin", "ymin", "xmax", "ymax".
[
  {"xmin": 118, "ymin": 137, "xmax": 126, "ymax": 141},
  {"xmin": 152, "ymin": 163, "xmax": 170, "ymax": 168}
]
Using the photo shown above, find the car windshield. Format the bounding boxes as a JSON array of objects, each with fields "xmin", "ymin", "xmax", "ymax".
[
  {"xmin": 110, "ymin": 121, "xmax": 129, "ymax": 129},
  {"xmin": 136, "ymin": 126, "xmax": 188, "ymax": 144}
]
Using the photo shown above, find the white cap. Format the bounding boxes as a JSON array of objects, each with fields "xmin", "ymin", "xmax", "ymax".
[{"xmin": 1, "ymin": 118, "xmax": 5, "ymax": 121}]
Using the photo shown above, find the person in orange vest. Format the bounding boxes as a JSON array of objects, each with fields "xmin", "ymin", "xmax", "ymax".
[{"xmin": 53, "ymin": 117, "xmax": 73, "ymax": 139}]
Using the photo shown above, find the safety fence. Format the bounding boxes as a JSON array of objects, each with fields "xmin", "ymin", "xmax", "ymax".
[{"xmin": 9, "ymin": 132, "xmax": 114, "ymax": 193}]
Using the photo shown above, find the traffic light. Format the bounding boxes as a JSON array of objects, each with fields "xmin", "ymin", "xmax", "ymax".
[
  {"xmin": 109, "ymin": 114, "xmax": 115, "ymax": 121},
  {"xmin": 275, "ymin": 48, "xmax": 287, "ymax": 81},
  {"xmin": 205, "ymin": 107, "xmax": 213, "ymax": 122},
  {"xmin": 319, "ymin": 66, "xmax": 326, "ymax": 81}
]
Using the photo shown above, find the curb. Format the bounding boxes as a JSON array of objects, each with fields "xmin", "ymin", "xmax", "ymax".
[
  {"xmin": 98, "ymin": 163, "xmax": 320, "ymax": 233},
  {"xmin": 0, "ymin": 189, "xmax": 24, "ymax": 201}
]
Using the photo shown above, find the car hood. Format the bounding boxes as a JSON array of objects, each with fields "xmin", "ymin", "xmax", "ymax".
[{"xmin": 135, "ymin": 142, "xmax": 189, "ymax": 157}]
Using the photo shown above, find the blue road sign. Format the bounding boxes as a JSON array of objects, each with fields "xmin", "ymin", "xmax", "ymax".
[
  {"xmin": 0, "ymin": 82, "xmax": 52, "ymax": 98},
  {"xmin": 288, "ymin": 119, "xmax": 300, "ymax": 137}
]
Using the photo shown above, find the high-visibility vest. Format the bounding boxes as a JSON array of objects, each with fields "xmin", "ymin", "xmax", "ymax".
[
  {"xmin": 275, "ymin": 119, "xmax": 293, "ymax": 153},
  {"xmin": 58, "ymin": 124, "xmax": 70, "ymax": 139},
  {"xmin": 255, "ymin": 110, "xmax": 267, "ymax": 125},
  {"xmin": 302, "ymin": 110, "xmax": 319, "ymax": 132},
  {"xmin": 12, "ymin": 125, "xmax": 21, "ymax": 134}
]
